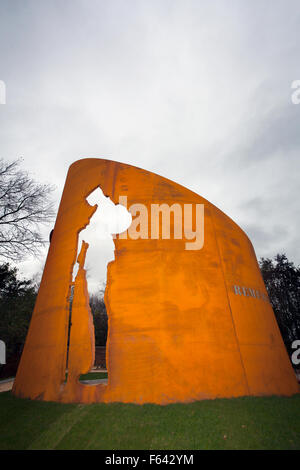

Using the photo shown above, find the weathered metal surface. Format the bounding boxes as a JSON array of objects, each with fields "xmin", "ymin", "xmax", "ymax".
[{"xmin": 12, "ymin": 158, "xmax": 299, "ymax": 403}]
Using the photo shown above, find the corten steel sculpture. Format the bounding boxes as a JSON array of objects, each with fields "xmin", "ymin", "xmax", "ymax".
[{"xmin": 13, "ymin": 158, "xmax": 299, "ymax": 403}]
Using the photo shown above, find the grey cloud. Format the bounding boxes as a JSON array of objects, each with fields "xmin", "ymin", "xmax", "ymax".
[
  {"xmin": 0, "ymin": 0, "xmax": 300, "ymax": 284},
  {"xmin": 243, "ymin": 223, "xmax": 290, "ymax": 258},
  {"xmin": 235, "ymin": 103, "xmax": 300, "ymax": 167}
]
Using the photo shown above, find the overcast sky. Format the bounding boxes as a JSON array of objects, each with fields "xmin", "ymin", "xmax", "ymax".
[{"xmin": 0, "ymin": 0, "xmax": 299, "ymax": 292}]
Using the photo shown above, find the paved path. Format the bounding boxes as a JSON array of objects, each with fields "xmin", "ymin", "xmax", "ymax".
[
  {"xmin": 80, "ymin": 379, "xmax": 108, "ymax": 385},
  {"xmin": 0, "ymin": 378, "xmax": 14, "ymax": 392}
]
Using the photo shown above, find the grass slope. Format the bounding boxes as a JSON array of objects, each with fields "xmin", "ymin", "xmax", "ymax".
[{"xmin": 0, "ymin": 392, "xmax": 299, "ymax": 450}]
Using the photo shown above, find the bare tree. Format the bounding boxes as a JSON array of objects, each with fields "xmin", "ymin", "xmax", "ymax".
[{"xmin": 0, "ymin": 158, "xmax": 55, "ymax": 262}]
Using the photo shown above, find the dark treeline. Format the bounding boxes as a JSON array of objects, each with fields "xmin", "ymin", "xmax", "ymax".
[
  {"xmin": 0, "ymin": 263, "xmax": 38, "ymax": 361},
  {"xmin": 259, "ymin": 254, "xmax": 300, "ymax": 361},
  {"xmin": 89, "ymin": 290, "xmax": 108, "ymax": 347}
]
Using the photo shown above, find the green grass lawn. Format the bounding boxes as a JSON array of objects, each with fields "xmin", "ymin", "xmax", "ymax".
[
  {"xmin": 79, "ymin": 372, "xmax": 108, "ymax": 381},
  {"xmin": 0, "ymin": 392, "xmax": 299, "ymax": 450}
]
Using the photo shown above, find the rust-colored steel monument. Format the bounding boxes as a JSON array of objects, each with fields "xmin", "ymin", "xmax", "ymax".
[{"xmin": 13, "ymin": 158, "xmax": 299, "ymax": 403}]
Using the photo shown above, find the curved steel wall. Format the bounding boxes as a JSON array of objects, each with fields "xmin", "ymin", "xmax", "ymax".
[{"xmin": 13, "ymin": 158, "xmax": 299, "ymax": 403}]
